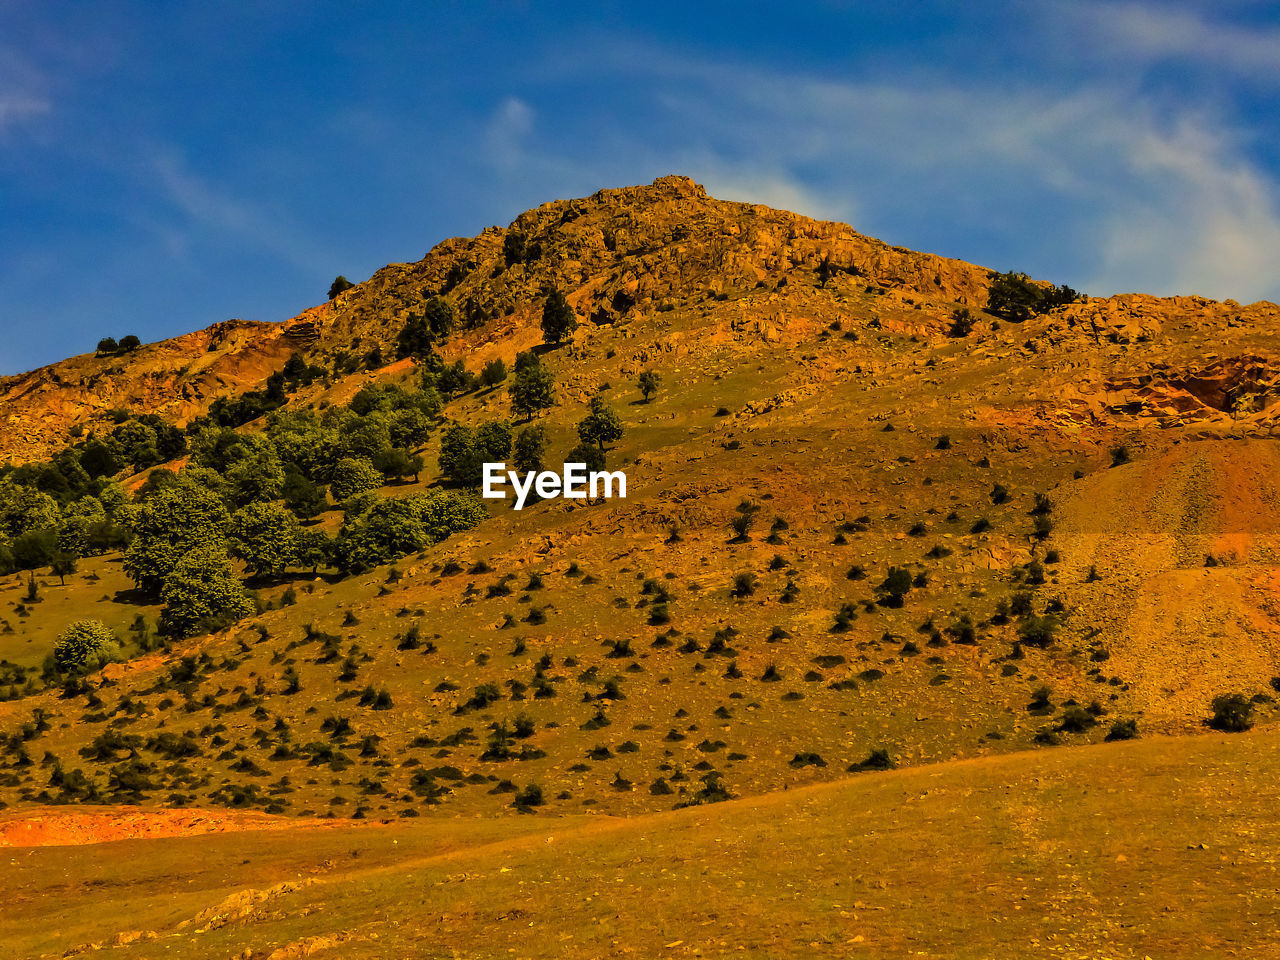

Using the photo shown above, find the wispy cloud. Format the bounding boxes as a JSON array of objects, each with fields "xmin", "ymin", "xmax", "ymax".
[
  {"xmin": 149, "ymin": 150, "xmax": 327, "ymax": 272},
  {"xmin": 1072, "ymin": 1, "xmax": 1280, "ymax": 80},
  {"xmin": 495, "ymin": 41, "xmax": 1280, "ymax": 304}
]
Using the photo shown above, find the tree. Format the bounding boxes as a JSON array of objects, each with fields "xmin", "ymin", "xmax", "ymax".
[
  {"xmin": 513, "ymin": 426, "xmax": 547, "ymax": 474},
  {"xmin": 438, "ymin": 422, "xmax": 510, "ymax": 487},
  {"xmin": 159, "ymin": 546, "xmax": 255, "ymax": 638},
  {"xmin": 336, "ymin": 491, "xmax": 487, "ymax": 573},
  {"xmin": 225, "ymin": 448, "xmax": 285, "ymax": 507},
  {"xmin": 51, "ymin": 552, "xmax": 78, "ymax": 586},
  {"xmin": 230, "ymin": 502, "xmax": 300, "ymax": 578},
  {"xmin": 123, "ymin": 478, "xmax": 231, "ymax": 594},
  {"xmin": 577, "ymin": 396, "xmax": 622, "ymax": 450},
  {"xmin": 948, "ymin": 308, "xmax": 975, "ymax": 338},
  {"xmin": 283, "ymin": 470, "xmax": 327, "ymax": 519},
  {"xmin": 638, "ymin": 370, "xmax": 661, "ymax": 402},
  {"xmin": 54, "ymin": 620, "xmax": 119, "ymax": 672},
  {"xmin": 480, "ymin": 358, "xmax": 508, "ymax": 388},
  {"xmin": 12, "ymin": 529, "xmax": 57, "ymax": 570},
  {"xmin": 987, "ymin": 271, "xmax": 1078, "ymax": 322},
  {"xmin": 423, "ymin": 297, "xmax": 456, "ymax": 338},
  {"xmin": 541, "ymin": 290, "xmax": 578, "ymax": 345},
  {"xmin": 329, "ymin": 457, "xmax": 382, "ymax": 501},
  {"xmin": 567, "ymin": 442, "xmax": 605, "ymax": 473},
  {"xmin": 96, "ymin": 337, "xmax": 118, "ymax": 354},
  {"xmin": 373, "ymin": 447, "xmax": 421, "ymax": 483},
  {"xmin": 503, "ymin": 231, "xmax": 527, "ymax": 266},
  {"xmin": 509, "ymin": 357, "xmax": 555, "ymax": 421},
  {"xmin": 118, "ymin": 335, "xmax": 141, "ymax": 352},
  {"xmin": 329, "ymin": 275, "xmax": 354, "ymax": 299},
  {"xmin": 396, "ymin": 313, "xmax": 434, "ymax": 360}
]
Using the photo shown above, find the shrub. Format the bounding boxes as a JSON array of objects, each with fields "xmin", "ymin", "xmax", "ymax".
[
  {"xmin": 1105, "ymin": 718, "xmax": 1138, "ymax": 741},
  {"xmin": 848, "ymin": 748, "xmax": 895, "ymax": 772},
  {"xmin": 328, "ymin": 276, "xmax": 354, "ymax": 299},
  {"xmin": 1210, "ymin": 693, "xmax": 1254, "ymax": 732},
  {"xmin": 54, "ymin": 620, "xmax": 119, "ymax": 672}
]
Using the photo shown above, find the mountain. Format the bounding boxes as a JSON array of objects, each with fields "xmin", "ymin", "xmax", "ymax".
[{"xmin": 2, "ymin": 176, "xmax": 1280, "ymax": 958}]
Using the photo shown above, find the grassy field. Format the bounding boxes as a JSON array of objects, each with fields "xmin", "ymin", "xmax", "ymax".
[{"xmin": 4, "ymin": 727, "xmax": 1278, "ymax": 959}]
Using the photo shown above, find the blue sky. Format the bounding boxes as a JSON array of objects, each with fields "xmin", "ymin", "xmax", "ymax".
[{"xmin": 3, "ymin": 1, "xmax": 1279, "ymax": 375}]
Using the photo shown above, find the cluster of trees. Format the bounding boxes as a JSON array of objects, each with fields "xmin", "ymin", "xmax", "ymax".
[
  {"xmin": 986, "ymin": 271, "xmax": 1079, "ymax": 322},
  {"xmin": 95, "ymin": 335, "xmax": 141, "ymax": 356}
]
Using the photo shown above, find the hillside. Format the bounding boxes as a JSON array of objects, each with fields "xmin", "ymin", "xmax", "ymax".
[
  {"xmin": 2, "ymin": 176, "xmax": 1280, "ymax": 956},
  {"xmin": 4, "ymin": 728, "xmax": 1279, "ymax": 959}
]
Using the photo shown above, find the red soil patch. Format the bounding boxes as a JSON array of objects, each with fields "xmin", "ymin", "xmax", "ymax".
[{"xmin": 0, "ymin": 807, "xmax": 361, "ymax": 848}]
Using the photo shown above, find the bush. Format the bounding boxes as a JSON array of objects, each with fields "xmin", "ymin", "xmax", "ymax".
[
  {"xmin": 1105, "ymin": 718, "xmax": 1138, "ymax": 741},
  {"xmin": 1210, "ymin": 693, "xmax": 1254, "ymax": 732},
  {"xmin": 1018, "ymin": 615, "xmax": 1057, "ymax": 647},
  {"xmin": 54, "ymin": 619, "xmax": 119, "ymax": 672},
  {"xmin": 328, "ymin": 275, "xmax": 354, "ymax": 299},
  {"xmin": 513, "ymin": 783, "xmax": 544, "ymax": 810}
]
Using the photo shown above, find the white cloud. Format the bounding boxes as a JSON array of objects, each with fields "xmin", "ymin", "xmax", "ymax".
[
  {"xmin": 554, "ymin": 45, "xmax": 1280, "ymax": 303},
  {"xmin": 150, "ymin": 151, "xmax": 325, "ymax": 272},
  {"xmin": 1073, "ymin": 1, "xmax": 1280, "ymax": 79},
  {"xmin": 0, "ymin": 94, "xmax": 49, "ymax": 133}
]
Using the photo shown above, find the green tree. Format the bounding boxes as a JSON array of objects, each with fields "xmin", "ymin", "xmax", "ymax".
[
  {"xmin": 225, "ymin": 448, "xmax": 285, "ymax": 507},
  {"xmin": 479, "ymin": 358, "xmax": 508, "ymax": 388},
  {"xmin": 159, "ymin": 545, "xmax": 255, "ymax": 638},
  {"xmin": 373, "ymin": 447, "xmax": 422, "ymax": 482},
  {"xmin": 336, "ymin": 491, "xmax": 487, "ymax": 573},
  {"xmin": 123, "ymin": 478, "xmax": 231, "ymax": 594},
  {"xmin": 54, "ymin": 619, "xmax": 119, "ymax": 672},
  {"xmin": 577, "ymin": 396, "xmax": 623, "ymax": 450},
  {"xmin": 231, "ymin": 501, "xmax": 300, "ymax": 578},
  {"xmin": 329, "ymin": 457, "xmax": 383, "ymax": 501},
  {"xmin": 423, "ymin": 296, "xmax": 457, "ymax": 338},
  {"xmin": 96, "ymin": 337, "xmax": 118, "ymax": 354},
  {"xmin": 509, "ymin": 357, "xmax": 555, "ymax": 421},
  {"xmin": 567, "ymin": 442, "xmax": 605, "ymax": 473},
  {"xmin": 282, "ymin": 470, "xmax": 327, "ymax": 519},
  {"xmin": 118, "ymin": 334, "xmax": 141, "ymax": 351},
  {"xmin": 638, "ymin": 370, "xmax": 661, "ymax": 402},
  {"xmin": 0, "ymin": 482, "xmax": 61, "ymax": 538},
  {"xmin": 986, "ymin": 271, "xmax": 1078, "ymax": 321},
  {"xmin": 50, "ymin": 552, "xmax": 78, "ymax": 586},
  {"xmin": 541, "ymin": 291, "xmax": 578, "ymax": 345},
  {"xmin": 396, "ymin": 313, "xmax": 435, "ymax": 360},
  {"xmin": 329, "ymin": 275, "xmax": 354, "ymax": 299},
  {"xmin": 503, "ymin": 231, "xmax": 526, "ymax": 266},
  {"xmin": 513, "ymin": 425, "xmax": 547, "ymax": 474},
  {"xmin": 12, "ymin": 529, "xmax": 57, "ymax": 570}
]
